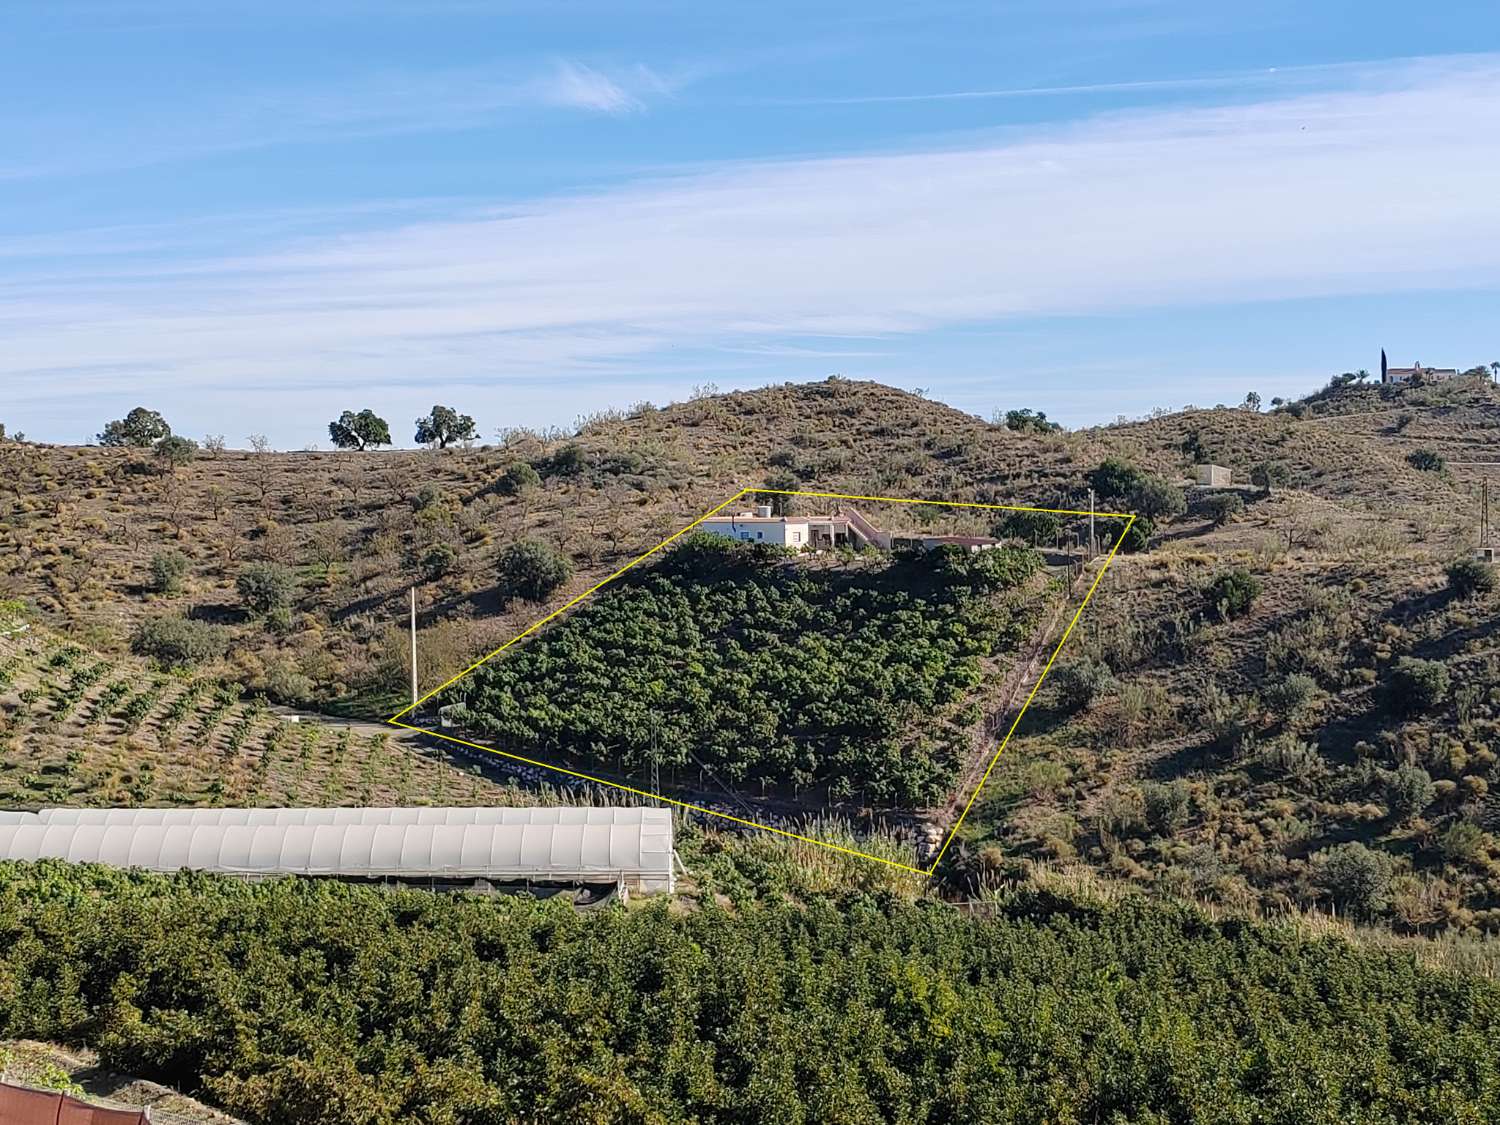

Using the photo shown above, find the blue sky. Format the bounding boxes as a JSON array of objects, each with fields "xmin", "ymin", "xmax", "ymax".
[{"xmin": 4, "ymin": 1, "xmax": 1499, "ymax": 447}]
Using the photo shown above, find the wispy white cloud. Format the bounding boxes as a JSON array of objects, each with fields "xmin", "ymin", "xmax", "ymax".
[
  {"xmin": 1, "ymin": 58, "xmax": 672, "ymax": 179},
  {"xmin": 533, "ymin": 60, "xmax": 664, "ymax": 115},
  {"xmin": 7, "ymin": 56, "xmax": 1500, "ymax": 429}
]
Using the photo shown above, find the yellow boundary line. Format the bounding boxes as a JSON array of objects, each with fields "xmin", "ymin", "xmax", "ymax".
[{"xmin": 388, "ymin": 488, "xmax": 1135, "ymax": 877}]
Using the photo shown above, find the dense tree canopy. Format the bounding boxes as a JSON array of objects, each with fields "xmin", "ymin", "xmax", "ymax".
[
  {"xmin": 451, "ymin": 537, "xmax": 1042, "ymax": 805},
  {"xmin": 413, "ymin": 404, "xmax": 477, "ymax": 448},
  {"xmin": 328, "ymin": 409, "xmax": 392, "ymax": 451},
  {"xmin": 97, "ymin": 407, "xmax": 171, "ymax": 447},
  {"xmin": 0, "ymin": 860, "xmax": 1497, "ymax": 1125}
]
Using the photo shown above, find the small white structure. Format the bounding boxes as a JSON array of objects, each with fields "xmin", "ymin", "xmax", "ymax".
[
  {"xmin": 1194, "ymin": 464, "xmax": 1232, "ymax": 487},
  {"xmin": 699, "ymin": 504, "xmax": 863, "ymax": 550},
  {"xmin": 0, "ymin": 806, "xmax": 676, "ymax": 895},
  {"xmin": 698, "ymin": 505, "xmax": 1001, "ymax": 552}
]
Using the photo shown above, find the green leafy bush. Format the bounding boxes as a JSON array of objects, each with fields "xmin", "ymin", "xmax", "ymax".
[
  {"xmin": 154, "ymin": 434, "xmax": 198, "ymax": 470},
  {"xmin": 148, "ymin": 550, "xmax": 190, "ymax": 595},
  {"xmin": 1052, "ymin": 659, "xmax": 1115, "ymax": 712},
  {"xmin": 236, "ymin": 562, "xmax": 297, "ymax": 615},
  {"xmin": 1387, "ymin": 656, "xmax": 1450, "ymax": 716},
  {"xmin": 496, "ymin": 461, "xmax": 541, "ymax": 495},
  {"xmin": 1383, "ymin": 764, "xmax": 1437, "ymax": 821},
  {"xmin": 130, "ymin": 615, "xmax": 227, "ymax": 667},
  {"xmin": 1250, "ymin": 461, "xmax": 1291, "ymax": 494},
  {"xmin": 1205, "ymin": 568, "xmax": 1260, "ymax": 619},
  {"xmin": 547, "ymin": 442, "xmax": 587, "ymax": 477},
  {"xmin": 421, "ymin": 543, "xmax": 458, "ymax": 580},
  {"xmin": 97, "ymin": 406, "xmax": 171, "ymax": 447},
  {"xmin": 1446, "ymin": 557, "xmax": 1496, "ymax": 598},
  {"xmin": 496, "ymin": 539, "xmax": 572, "ymax": 602},
  {"xmin": 1127, "ymin": 476, "xmax": 1186, "ymax": 521},
  {"xmin": 1088, "ymin": 458, "xmax": 1144, "ymax": 500},
  {"xmin": 1201, "ymin": 492, "xmax": 1244, "ymax": 526},
  {"xmin": 1314, "ymin": 842, "xmax": 1392, "ymax": 918}
]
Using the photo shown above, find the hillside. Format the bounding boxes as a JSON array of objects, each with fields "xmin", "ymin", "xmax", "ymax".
[
  {"xmin": 3, "ymin": 373, "xmax": 1500, "ymax": 929},
  {"xmin": 6, "ymin": 374, "xmax": 1500, "ymax": 1124}
]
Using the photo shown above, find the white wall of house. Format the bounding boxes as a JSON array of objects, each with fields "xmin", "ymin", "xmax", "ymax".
[{"xmin": 699, "ymin": 517, "xmax": 810, "ymax": 547}]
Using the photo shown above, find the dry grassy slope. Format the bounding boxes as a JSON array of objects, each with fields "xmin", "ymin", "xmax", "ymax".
[
  {"xmin": 975, "ymin": 498, "xmax": 1500, "ymax": 931},
  {"xmin": 0, "ymin": 376, "xmax": 1480, "ymax": 711}
]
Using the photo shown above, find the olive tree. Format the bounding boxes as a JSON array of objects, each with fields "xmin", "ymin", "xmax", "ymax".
[
  {"xmin": 328, "ymin": 409, "xmax": 392, "ymax": 451},
  {"xmin": 98, "ymin": 407, "xmax": 171, "ymax": 447},
  {"xmin": 414, "ymin": 405, "xmax": 478, "ymax": 449}
]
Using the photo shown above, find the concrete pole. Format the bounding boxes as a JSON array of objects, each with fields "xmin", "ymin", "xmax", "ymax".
[
  {"xmin": 410, "ymin": 586, "xmax": 418, "ymax": 708},
  {"xmin": 1088, "ymin": 489, "xmax": 1096, "ymax": 558}
]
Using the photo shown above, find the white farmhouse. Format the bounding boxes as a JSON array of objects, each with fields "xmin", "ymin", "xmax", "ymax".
[
  {"xmin": 698, "ymin": 505, "xmax": 828, "ymax": 548},
  {"xmin": 698, "ymin": 504, "xmax": 1003, "ymax": 553}
]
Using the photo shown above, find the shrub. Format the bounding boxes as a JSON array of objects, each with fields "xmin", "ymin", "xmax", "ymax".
[
  {"xmin": 1446, "ymin": 557, "xmax": 1496, "ymax": 598},
  {"xmin": 1088, "ymin": 458, "xmax": 1144, "ymax": 501},
  {"xmin": 1205, "ymin": 568, "xmax": 1260, "ymax": 619},
  {"xmin": 497, "ymin": 461, "xmax": 541, "ymax": 495},
  {"xmin": 1116, "ymin": 517, "xmax": 1153, "ymax": 553},
  {"xmin": 421, "ymin": 543, "xmax": 458, "ymax": 580},
  {"xmin": 1315, "ymin": 842, "xmax": 1392, "ymax": 919},
  {"xmin": 411, "ymin": 483, "xmax": 444, "ymax": 512},
  {"xmin": 148, "ymin": 550, "xmax": 190, "ymax": 594},
  {"xmin": 1440, "ymin": 820, "xmax": 1486, "ymax": 865},
  {"xmin": 1127, "ymin": 476, "xmax": 1187, "ymax": 521},
  {"xmin": 264, "ymin": 657, "xmax": 315, "ymax": 703},
  {"xmin": 236, "ymin": 562, "xmax": 297, "ymax": 615},
  {"xmin": 1264, "ymin": 673, "xmax": 1319, "ymax": 723},
  {"xmin": 497, "ymin": 540, "xmax": 572, "ymax": 602},
  {"xmin": 548, "ymin": 443, "xmax": 587, "ymax": 477},
  {"xmin": 1250, "ymin": 461, "xmax": 1291, "ymax": 494},
  {"xmin": 1201, "ymin": 493, "xmax": 1244, "ymax": 526},
  {"xmin": 994, "ymin": 508, "xmax": 1062, "ymax": 545},
  {"xmin": 1052, "ymin": 659, "xmax": 1115, "ymax": 712},
  {"xmin": 1406, "ymin": 448, "xmax": 1445, "ymax": 472},
  {"xmin": 154, "ymin": 434, "xmax": 198, "ymax": 471},
  {"xmin": 1386, "ymin": 657, "xmax": 1450, "ymax": 716},
  {"xmin": 131, "ymin": 615, "xmax": 227, "ymax": 667},
  {"xmin": 1002, "ymin": 408, "xmax": 1061, "ymax": 434},
  {"xmin": 1384, "ymin": 765, "xmax": 1437, "ymax": 821},
  {"xmin": 1252, "ymin": 736, "xmax": 1323, "ymax": 782},
  {"xmin": 1141, "ymin": 780, "xmax": 1192, "ymax": 835}
]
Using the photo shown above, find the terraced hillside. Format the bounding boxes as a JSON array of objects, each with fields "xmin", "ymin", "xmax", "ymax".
[{"xmin": 0, "ymin": 625, "xmax": 514, "ymax": 809}]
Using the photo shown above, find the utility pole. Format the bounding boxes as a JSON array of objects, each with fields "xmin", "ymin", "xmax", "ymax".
[
  {"xmin": 1088, "ymin": 488, "xmax": 1097, "ymax": 558},
  {"xmin": 1482, "ymin": 480, "xmax": 1491, "ymax": 549},
  {"xmin": 409, "ymin": 586, "xmax": 418, "ymax": 708}
]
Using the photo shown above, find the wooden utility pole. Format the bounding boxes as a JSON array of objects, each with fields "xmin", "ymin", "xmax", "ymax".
[
  {"xmin": 1482, "ymin": 480, "xmax": 1492, "ymax": 549},
  {"xmin": 409, "ymin": 586, "xmax": 418, "ymax": 708},
  {"xmin": 1088, "ymin": 489, "xmax": 1097, "ymax": 558}
]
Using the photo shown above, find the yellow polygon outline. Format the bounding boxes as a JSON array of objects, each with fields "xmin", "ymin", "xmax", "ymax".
[{"xmin": 388, "ymin": 488, "xmax": 1135, "ymax": 877}]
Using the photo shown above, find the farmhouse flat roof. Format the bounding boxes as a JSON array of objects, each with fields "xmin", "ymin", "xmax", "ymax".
[{"xmin": 702, "ymin": 512, "xmax": 847, "ymax": 523}]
